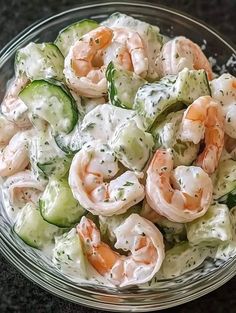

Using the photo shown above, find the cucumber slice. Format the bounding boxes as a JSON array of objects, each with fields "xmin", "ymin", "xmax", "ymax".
[
  {"xmin": 15, "ymin": 42, "xmax": 64, "ymax": 81},
  {"xmin": 13, "ymin": 203, "xmax": 60, "ymax": 249},
  {"xmin": 55, "ymin": 19, "xmax": 98, "ymax": 57},
  {"xmin": 134, "ymin": 68, "xmax": 211, "ymax": 129},
  {"xmin": 79, "ymin": 103, "xmax": 145, "ymax": 147},
  {"xmin": 29, "ymin": 128, "xmax": 72, "ymax": 179},
  {"xmin": 106, "ymin": 62, "xmax": 146, "ymax": 109},
  {"xmin": 219, "ymin": 187, "xmax": 236, "ymax": 212},
  {"xmin": 151, "ymin": 110, "xmax": 200, "ymax": 166},
  {"xmin": 186, "ymin": 203, "xmax": 232, "ymax": 245},
  {"xmin": 19, "ymin": 80, "xmax": 78, "ymax": 135},
  {"xmin": 110, "ymin": 120, "xmax": 154, "ymax": 171},
  {"xmin": 220, "ymin": 189, "xmax": 236, "ymax": 209},
  {"xmin": 54, "ymin": 124, "xmax": 81, "ymax": 155},
  {"xmin": 155, "ymin": 215, "xmax": 186, "ymax": 244},
  {"xmin": 39, "ymin": 177, "xmax": 85, "ymax": 227},
  {"xmin": 156, "ymin": 242, "xmax": 214, "ymax": 279},
  {"xmin": 38, "ymin": 160, "xmax": 71, "ymax": 179},
  {"xmin": 52, "ymin": 228, "xmax": 87, "ymax": 278},
  {"xmin": 213, "ymin": 159, "xmax": 236, "ymax": 201},
  {"xmin": 215, "ymin": 241, "xmax": 236, "ymax": 261}
]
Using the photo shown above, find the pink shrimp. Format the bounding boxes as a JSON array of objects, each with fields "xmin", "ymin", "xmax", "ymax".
[
  {"xmin": 0, "ymin": 131, "xmax": 29, "ymax": 177},
  {"xmin": 158, "ymin": 36, "xmax": 213, "ymax": 80},
  {"xmin": 77, "ymin": 214, "xmax": 164, "ymax": 287},
  {"xmin": 71, "ymin": 26, "xmax": 113, "ymax": 77},
  {"xmin": 64, "ymin": 26, "xmax": 148, "ymax": 97},
  {"xmin": 180, "ymin": 96, "xmax": 224, "ymax": 174},
  {"xmin": 69, "ymin": 141, "xmax": 145, "ymax": 216},
  {"xmin": 1, "ymin": 76, "xmax": 31, "ymax": 128},
  {"xmin": 112, "ymin": 28, "xmax": 148, "ymax": 77},
  {"xmin": 146, "ymin": 149, "xmax": 213, "ymax": 223}
]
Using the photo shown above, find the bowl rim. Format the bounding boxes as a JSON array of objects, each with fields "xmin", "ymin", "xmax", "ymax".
[
  {"xmin": 0, "ymin": 0, "xmax": 235, "ymax": 59},
  {"xmin": 0, "ymin": 1, "xmax": 235, "ymax": 312}
]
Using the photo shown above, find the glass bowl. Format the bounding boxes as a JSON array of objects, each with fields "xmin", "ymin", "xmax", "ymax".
[{"xmin": 0, "ymin": 2, "xmax": 235, "ymax": 311}]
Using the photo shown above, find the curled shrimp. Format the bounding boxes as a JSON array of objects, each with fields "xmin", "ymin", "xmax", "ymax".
[
  {"xmin": 146, "ymin": 149, "xmax": 213, "ymax": 223},
  {"xmin": 0, "ymin": 131, "xmax": 30, "ymax": 177},
  {"xmin": 180, "ymin": 96, "xmax": 224, "ymax": 174},
  {"xmin": 64, "ymin": 26, "xmax": 149, "ymax": 97},
  {"xmin": 157, "ymin": 36, "xmax": 213, "ymax": 80},
  {"xmin": 64, "ymin": 26, "xmax": 113, "ymax": 97},
  {"xmin": 111, "ymin": 28, "xmax": 148, "ymax": 77},
  {"xmin": 0, "ymin": 115, "xmax": 19, "ymax": 147},
  {"xmin": 1, "ymin": 75, "xmax": 31, "ymax": 128},
  {"xmin": 69, "ymin": 141, "xmax": 145, "ymax": 216},
  {"xmin": 2, "ymin": 170, "xmax": 46, "ymax": 221},
  {"xmin": 77, "ymin": 213, "xmax": 165, "ymax": 287}
]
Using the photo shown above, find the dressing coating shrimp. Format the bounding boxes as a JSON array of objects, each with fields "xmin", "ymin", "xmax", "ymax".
[
  {"xmin": 64, "ymin": 26, "xmax": 149, "ymax": 97},
  {"xmin": 0, "ymin": 131, "xmax": 29, "ymax": 177},
  {"xmin": 2, "ymin": 170, "xmax": 46, "ymax": 221},
  {"xmin": 77, "ymin": 213, "xmax": 165, "ymax": 287},
  {"xmin": 157, "ymin": 36, "xmax": 213, "ymax": 80},
  {"xmin": 180, "ymin": 96, "xmax": 224, "ymax": 174},
  {"xmin": 112, "ymin": 28, "xmax": 148, "ymax": 77},
  {"xmin": 0, "ymin": 115, "xmax": 19, "ymax": 147},
  {"xmin": 69, "ymin": 141, "xmax": 145, "ymax": 216},
  {"xmin": 146, "ymin": 149, "xmax": 213, "ymax": 223},
  {"xmin": 71, "ymin": 26, "xmax": 113, "ymax": 77},
  {"xmin": 102, "ymin": 41, "xmax": 133, "ymax": 72},
  {"xmin": 64, "ymin": 26, "xmax": 113, "ymax": 97},
  {"xmin": 1, "ymin": 76, "xmax": 31, "ymax": 128}
]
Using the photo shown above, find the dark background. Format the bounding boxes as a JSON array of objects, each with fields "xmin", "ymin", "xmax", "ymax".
[{"xmin": 0, "ymin": 0, "xmax": 235, "ymax": 312}]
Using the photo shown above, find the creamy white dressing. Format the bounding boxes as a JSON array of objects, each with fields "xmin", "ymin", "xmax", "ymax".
[
  {"xmin": 79, "ymin": 103, "xmax": 145, "ymax": 145},
  {"xmin": 102, "ymin": 12, "xmax": 162, "ymax": 80},
  {"xmin": 211, "ymin": 74, "xmax": 236, "ymax": 138},
  {"xmin": 0, "ymin": 12, "xmax": 235, "ymax": 289},
  {"xmin": 1, "ymin": 76, "xmax": 31, "ymax": 128},
  {"xmin": 16, "ymin": 42, "xmax": 64, "ymax": 81},
  {"xmin": 186, "ymin": 203, "xmax": 232, "ymax": 244},
  {"xmin": 213, "ymin": 159, "xmax": 236, "ymax": 199},
  {"xmin": 153, "ymin": 110, "xmax": 199, "ymax": 166}
]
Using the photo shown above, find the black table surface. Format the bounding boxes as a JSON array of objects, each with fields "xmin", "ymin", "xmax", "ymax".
[{"xmin": 0, "ymin": 0, "xmax": 235, "ymax": 312}]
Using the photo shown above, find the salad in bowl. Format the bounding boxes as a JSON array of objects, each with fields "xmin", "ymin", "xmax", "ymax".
[{"xmin": 0, "ymin": 11, "xmax": 236, "ymax": 290}]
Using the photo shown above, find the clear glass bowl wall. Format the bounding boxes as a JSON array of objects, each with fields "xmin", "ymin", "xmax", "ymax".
[{"xmin": 0, "ymin": 2, "xmax": 235, "ymax": 312}]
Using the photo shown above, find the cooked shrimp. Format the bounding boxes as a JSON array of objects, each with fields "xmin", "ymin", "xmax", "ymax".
[
  {"xmin": 180, "ymin": 96, "xmax": 224, "ymax": 174},
  {"xmin": 0, "ymin": 131, "xmax": 29, "ymax": 177},
  {"xmin": 157, "ymin": 36, "xmax": 213, "ymax": 80},
  {"xmin": 112, "ymin": 28, "xmax": 148, "ymax": 77},
  {"xmin": 65, "ymin": 26, "xmax": 149, "ymax": 97},
  {"xmin": 69, "ymin": 141, "xmax": 145, "ymax": 216},
  {"xmin": 2, "ymin": 170, "xmax": 46, "ymax": 221},
  {"xmin": 64, "ymin": 26, "xmax": 113, "ymax": 97},
  {"xmin": 0, "ymin": 115, "xmax": 19, "ymax": 147},
  {"xmin": 72, "ymin": 27, "xmax": 112, "ymax": 76},
  {"xmin": 146, "ymin": 149, "xmax": 213, "ymax": 223},
  {"xmin": 103, "ymin": 41, "xmax": 133, "ymax": 71},
  {"xmin": 77, "ymin": 213, "xmax": 165, "ymax": 287},
  {"xmin": 1, "ymin": 75, "xmax": 31, "ymax": 128}
]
